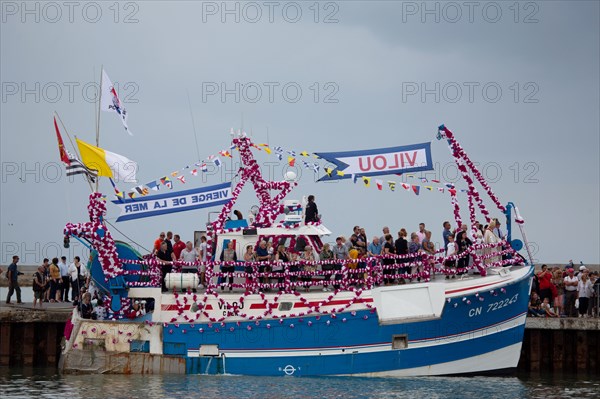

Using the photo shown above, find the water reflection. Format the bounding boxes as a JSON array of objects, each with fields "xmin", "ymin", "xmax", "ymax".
[{"xmin": 1, "ymin": 368, "xmax": 598, "ymax": 399}]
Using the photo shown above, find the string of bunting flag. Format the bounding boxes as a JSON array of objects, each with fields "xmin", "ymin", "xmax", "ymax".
[
  {"xmin": 351, "ymin": 174, "xmax": 466, "ymax": 196},
  {"xmin": 121, "ymin": 132, "xmax": 456, "ymax": 199},
  {"xmin": 122, "ymin": 131, "xmax": 323, "ymax": 199}
]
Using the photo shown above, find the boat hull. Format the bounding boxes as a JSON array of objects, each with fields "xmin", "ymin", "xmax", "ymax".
[{"xmin": 61, "ymin": 266, "xmax": 533, "ymax": 376}]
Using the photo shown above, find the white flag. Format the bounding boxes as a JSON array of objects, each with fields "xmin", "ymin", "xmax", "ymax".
[{"xmin": 101, "ymin": 69, "xmax": 133, "ymax": 136}]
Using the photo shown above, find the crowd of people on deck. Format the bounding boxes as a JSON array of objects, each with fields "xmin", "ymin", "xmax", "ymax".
[
  {"xmin": 152, "ymin": 231, "xmax": 210, "ymax": 292},
  {"xmin": 147, "ymin": 216, "xmax": 511, "ymax": 293},
  {"xmin": 528, "ymin": 261, "xmax": 599, "ymax": 318}
]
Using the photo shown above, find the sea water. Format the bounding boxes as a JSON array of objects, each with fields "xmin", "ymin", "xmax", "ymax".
[{"xmin": 0, "ymin": 368, "xmax": 598, "ymax": 399}]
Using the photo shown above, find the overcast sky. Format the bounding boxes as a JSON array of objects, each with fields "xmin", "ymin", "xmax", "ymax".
[{"xmin": 1, "ymin": 1, "xmax": 598, "ymax": 266}]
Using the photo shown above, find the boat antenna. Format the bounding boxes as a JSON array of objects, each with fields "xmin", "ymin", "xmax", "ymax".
[{"xmin": 186, "ymin": 89, "xmax": 202, "ymax": 162}]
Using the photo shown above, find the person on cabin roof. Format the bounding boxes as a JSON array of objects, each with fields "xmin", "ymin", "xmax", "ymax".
[{"xmin": 305, "ymin": 195, "xmax": 319, "ymax": 223}]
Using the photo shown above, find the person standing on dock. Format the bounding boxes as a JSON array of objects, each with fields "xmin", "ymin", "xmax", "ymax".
[
  {"xmin": 32, "ymin": 266, "xmax": 48, "ymax": 309},
  {"xmin": 563, "ymin": 268, "xmax": 579, "ymax": 317},
  {"xmin": 5, "ymin": 256, "xmax": 23, "ymax": 304},
  {"xmin": 58, "ymin": 256, "xmax": 70, "ymax": 302}
]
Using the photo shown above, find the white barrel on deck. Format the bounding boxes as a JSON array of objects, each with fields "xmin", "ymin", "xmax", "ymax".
[{"xmin": 165, "ymin": 273, "xmax": 199, "ymax": 290}]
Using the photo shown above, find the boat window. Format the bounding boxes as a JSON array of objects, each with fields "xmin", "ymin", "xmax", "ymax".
[
  {"xmin": 83, "ymin": 338, "xmax": 106, "ymax": 351},
  {"xmin": 392, "ymin": 335, "xmax": 408, "ymax": 350},
  {"xmin": 278, "ymin": 302, "xmax": 293, "ymax": 311}
]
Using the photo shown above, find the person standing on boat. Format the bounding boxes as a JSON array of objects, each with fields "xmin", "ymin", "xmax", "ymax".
[
  {"xmin": 274, "ymin": 244, "xmax": 290, "ymax": 287},
  {"xmin": 153, "ymin": 232, "xmax": 166, "ymax": 254},
  {"xmin": 164, "ymin": 231, "xmax": 175, "ymax": 260},
  {"xmin": 156, "ymin": 242, "xmax": 173, "ymax": 292},
  {"xmin": 172, "ymin": 234, "xmax": 186, "ymax": 263},
  {"xmin": 5, "ymin": 256, "xmax": 23, "ymax": 304},
  {"xmin": 301, "ymin": 245, "xmax": 316, "ymax": 292},
  {"xmin": 456, "ymin": 231, "xmax": 472, "ymax": 273},
  {"xmin": 367, "ymin": 236, "xmax": 382, "ymax": 256},
  {"xmin": 483, "ymin": 221, "xmax": 501, "ymax": 265},
  {"xmin": 394, "ymin": 229, "xmax": 409, "ymax": 278},
  {"xmin": 382, "ymin": 234, "xmax": 396, "ymax": 285},
  {"xmin": 243, "ymin": 244, "xmax": 256, "ymax": 289},
  {"xmin": 444, "ymin": 234, "xmax": 457, "ymax": 279},
  {"xmin": 255, "ymin": 240, "xmax": 270, "ymax": 287},
  {"xmin": 305, "ymin": 195, "xmax": 319, "ymax": 223},
  {"xmin": 380, "ymin": 226, "xmax": 390, "ymax": 245},
  {"xmin": 442, "ymin": 221, "xmax": 452, "ymax": 251},
  {"xmin": 416, "ymin": 223, "xmax": 426, "ymax": 244},
  {"xmin": 199, "ymin": 236, "xmax": 209, "ymax": 287},
  {"xmin": 332, "ymin": 237, "xmax": 349, "ymax": 291},
  {"xmin": 180, "ymin": 241, "xmax": 200, "ymax": 273},
  {"xmin": 319, "ymin": 243, "xmax": 334, "ymax": 290},
  {"xmin": 220, "ymin": 241, "xmax": 237, "ymax": 291},
  {"xmin": 408, "ymin": 233, "xmax": 423, "ymax": 281}
]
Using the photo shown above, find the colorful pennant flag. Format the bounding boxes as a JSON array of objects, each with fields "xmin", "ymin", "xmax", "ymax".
[
  {"xmin": 53, "ymin": 117, "xmax": 70, "ymax": 165},
  {"xmin": 288, "ymin": 157, "xmax": 295, "ymax": 167},
  {"xmin": 177, "ymin": 175, "xmax": 186, "ymax": 184},
  {"xmin": 388, "ymin": 181, "xmax": 396, "ymax": 191},
  {"xmin": 376, "ymin": 179, "xmax": 383, "ymax": 190},
  {"xmin": 412, "ymin": 185, "xmax": 420, "ymax": 195},
  {"xmin": 363, "ymin": 176, "xmax": 371, "ymax": 187}
]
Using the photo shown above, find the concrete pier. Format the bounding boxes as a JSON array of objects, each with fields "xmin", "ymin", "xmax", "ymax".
[
  {"xmin": 519, "ymin": 317, "xmax": 600, "ymax": 374},
  {"xmin": 1, "ymin": 303, "xmax": 599, "ymax": 373}
]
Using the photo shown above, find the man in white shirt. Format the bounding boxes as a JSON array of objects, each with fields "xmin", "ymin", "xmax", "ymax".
[
  {"xmin": 563, "ymin": 268, "xmax": 579, "ymax": 317},
  {"xmin": 416, "ymin": 223, "xmax": 426, "ymax": 244},
  {"xmin": 180, "ymin": 241, "xmax": 200, "ymax": 273}
]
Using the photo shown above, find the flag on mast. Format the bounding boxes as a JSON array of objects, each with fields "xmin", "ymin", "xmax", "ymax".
[
  {"xmin": 65, "ymin": 151, "xmax": 98, "ymax": 183},
  {"xmin": 76, "ymin": 138, "xmax": 138, "ymax": 183},
  {"xmin": 100, "ymin": 69, "xmax": 132, "ymax": 136},
  {"xmin": 54, "ymin": 116, "xmax": 70, "ymax": 165}
]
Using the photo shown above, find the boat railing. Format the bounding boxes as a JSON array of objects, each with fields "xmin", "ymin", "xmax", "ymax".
[{"xmin": 119, "ymin": 240, "xmax": 522, "ymax": 292}]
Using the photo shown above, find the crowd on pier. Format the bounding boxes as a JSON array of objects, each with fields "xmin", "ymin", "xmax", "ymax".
[{"xmin": 528, "ymin": 262, "xmax": 599, "ymax": 318}]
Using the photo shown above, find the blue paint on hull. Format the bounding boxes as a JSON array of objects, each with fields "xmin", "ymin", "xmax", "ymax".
[{"xmin": 162, "ymin": 269, "xmax": 532, "ymax": 376}]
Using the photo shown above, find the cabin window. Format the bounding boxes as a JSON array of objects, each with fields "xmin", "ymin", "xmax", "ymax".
[
  {"xmin": 83, "ymin": 338, "xmax": 106, "ymax": 351},
  {"xmin": 130, "ymin": 340, "xmax": 150, "ymax": 353},
  {"xmin": 278, "ymin": 302, "xmax": 294, "ymax": 311},
  {"xmin": 392, "ymin": 335, "xmax": 408, "ymax": 350}
]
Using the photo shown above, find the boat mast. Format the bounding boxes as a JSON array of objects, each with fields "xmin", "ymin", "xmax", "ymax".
[{"xmin": 95, "ymin": 65, "xmax": 103, "ymax": 192}]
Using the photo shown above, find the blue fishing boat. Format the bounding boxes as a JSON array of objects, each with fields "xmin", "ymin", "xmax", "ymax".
[{"xmin": 59, "ymin": 125, "xmax": 534, "ymax": 376}]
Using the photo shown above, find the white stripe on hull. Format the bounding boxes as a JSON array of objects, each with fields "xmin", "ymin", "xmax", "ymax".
[
  {"xmin": 340, "ymin": 342, "xmax": 523, "ymax": 377},
  {"xmin": 188, "ymin": 314, "xmax": 526, "ymax": 358}
]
